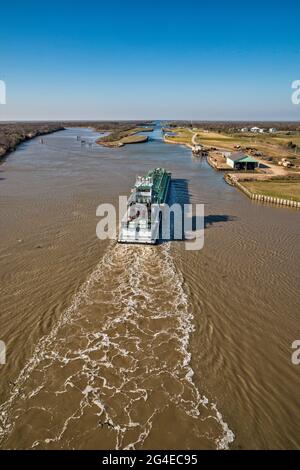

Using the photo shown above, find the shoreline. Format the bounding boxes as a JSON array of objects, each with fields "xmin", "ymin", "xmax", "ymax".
[
  {"xmin": 225, "ymin": 173, "xmax": 300, "ymax": 208},
  {"xmin": 97, "ymin": 134, "xmax": 149, "ymax": 148},
  {"xmin": 0, "ymin": 126, "xmax": 65, "ymax": 164},
  {"xmin": 0, "ymin": 121, "xmax": 153, "ymax": 162},
  {"xmin": 96, "ymin": 126, "xmax": 153, "ymax": 148},
  {"xmin": 163, "ymin": 135, "xmax": 193, "ymax": 149},
  {"xmin": 0, "ymin": 125, "xmax": 151, "ymax": 163},
  {"xmin": 163, "ymin": 129, "xmax": 300, "ymax": 209},
  {"xmin": 224, "ymin": 174, "xmax": 300, "ymax": 209}
]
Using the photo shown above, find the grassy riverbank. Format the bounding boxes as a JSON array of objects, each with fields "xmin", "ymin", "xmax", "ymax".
[
  {"xmin": 164, "ymin": 123, "xmax": 300, "ymax": 206},
  {"xmin": 167, "ymin": 123, "xmax": 300, "ymax": 166},
  {"xmin": 192, "ymin": 129, "xmax": 300, "ymax": 163},
  {"xmin": 164, "ymin": 127, "xmax": 193, "ymax": 146},
  {"xmin": 242, "ymin": 178, "xmax": 300, "ymax": 202},
  {"xmin": 97, "ymin": 126, "xmax": 153, "ymax": 147}
]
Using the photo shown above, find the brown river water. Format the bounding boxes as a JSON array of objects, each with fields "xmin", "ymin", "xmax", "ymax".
[{"xmin": 0, "ymin": 125, "xmax": 299, "ymax": 449}]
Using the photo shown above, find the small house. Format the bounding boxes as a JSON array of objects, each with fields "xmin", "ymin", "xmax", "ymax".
[{"xmin": 250, "ymin": 127, "xmax": 260, "ymax": 133}]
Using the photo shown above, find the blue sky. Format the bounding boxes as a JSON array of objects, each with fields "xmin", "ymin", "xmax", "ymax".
[{"xmin": 1, "ymin": 0, "xmax": 300, "ymax": 120}]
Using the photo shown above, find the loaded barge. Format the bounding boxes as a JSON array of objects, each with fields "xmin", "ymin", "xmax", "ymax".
[{"xmin": 118, "ymin": 168, "xmax": 171, "ymax": 244}]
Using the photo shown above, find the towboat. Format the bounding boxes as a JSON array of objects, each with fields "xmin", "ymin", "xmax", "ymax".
[{"xmin": 118, "ymin": 168, "xmax": 171, "ymax": 244}]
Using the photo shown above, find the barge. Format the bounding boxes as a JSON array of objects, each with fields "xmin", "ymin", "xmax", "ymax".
[{"xmin": 118, "ymin": 168, "xmax": 171, "ymax": 244}]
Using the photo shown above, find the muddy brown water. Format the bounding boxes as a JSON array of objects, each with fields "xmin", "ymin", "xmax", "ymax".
[{"xmin": 0, "ymin": 126, "xmax": 299, "ymax": 449}]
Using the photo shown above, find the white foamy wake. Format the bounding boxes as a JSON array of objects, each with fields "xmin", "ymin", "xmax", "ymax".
[{"xmin": 0, "ymin": 241, "xmax": 234, "ymax": 449}]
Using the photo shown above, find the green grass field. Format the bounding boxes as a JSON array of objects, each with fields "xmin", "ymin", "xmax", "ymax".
[
  {"xmin": 120, "ymin": 134, "xmax": 148, "ymax": 144},
  {"xmin": 242, "ymin": 179, "xmax": 300, "ymax": 202},
  {"xmin": 171, "ymin": 128, "xmax": 300, "ymax": 164},
  {"xmin": 98, "ymin": 126, "xmax": 153, "ymax": 146},
  {"xmin": 164, "ymin": 128, "xmax": 193, "ymax": 145}
]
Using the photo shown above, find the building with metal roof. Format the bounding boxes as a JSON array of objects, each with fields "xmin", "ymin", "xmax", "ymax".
[{"xmin": 226, "ymin": 152, "xmax": 260, "ymax": 170}]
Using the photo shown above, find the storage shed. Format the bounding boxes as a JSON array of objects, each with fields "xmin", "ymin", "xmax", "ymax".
[{"xmin": 226, "ymin": 152, "xmax": 260, "ymax": 170}]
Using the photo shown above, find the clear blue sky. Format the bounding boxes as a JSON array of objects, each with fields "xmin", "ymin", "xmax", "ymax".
[{"xmin": 1, "ymin": 0, "xmax": 300, "ymax": 120}]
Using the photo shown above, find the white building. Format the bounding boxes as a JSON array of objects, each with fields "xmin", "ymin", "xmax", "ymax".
[
  {"xmin": 250, "ymin": 127, "xmax": 261, "ymax": 133},
  {"xmin": 269, "ymin": 128, "xmax": 277, "ymax": 133}
]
